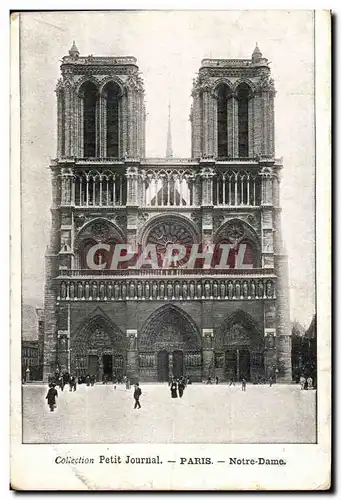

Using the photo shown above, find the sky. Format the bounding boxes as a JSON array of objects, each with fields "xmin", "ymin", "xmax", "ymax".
[{"xmin": 19, "ymin": 10, "xmax": 315, "ymax": 327}]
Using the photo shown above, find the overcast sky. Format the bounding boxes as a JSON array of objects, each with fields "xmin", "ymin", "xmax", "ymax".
[{"xmin": 19, "ymin": 10, "xmax": 315, "ymax": 327}]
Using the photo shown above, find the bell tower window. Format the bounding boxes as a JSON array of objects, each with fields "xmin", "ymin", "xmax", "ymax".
[
  {"xmin": 105, "ymin": 82, "xmax": 121, "ymax": 158},
  {"xmin": 83, "ymin": 81, "xmax": 98, "ymax": 157},
  {"xmin": 237, "ymin": 83, "xmax": 250, "ymax": 158},
  {"xmin": 217, "ymin": 84, "xmax": 230, "ymax": 158}
]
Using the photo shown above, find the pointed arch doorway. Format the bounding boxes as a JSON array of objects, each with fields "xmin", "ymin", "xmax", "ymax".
[
  {"xmin": 140, "ymin": 305, "xmax": 201, "ymax": 382},
  {"xmin": 157, "ymin": 350, "xmax": 169, "ymax": 382},
  {"xmin": 71, "ymin": 314, "xmax": 126, "ymax": 382}
]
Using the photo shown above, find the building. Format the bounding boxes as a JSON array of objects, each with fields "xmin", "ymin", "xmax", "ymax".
[
  {"xmin": 22, "ymin": 340, "xmax": 39, "ymax": 381},
  {"xmin": 43, "ymin": 42, "xmax": 292, "ymax": 383},
  {"xmin": 292, "ymin": 315, "xmax": 316, "ymax": 383}
]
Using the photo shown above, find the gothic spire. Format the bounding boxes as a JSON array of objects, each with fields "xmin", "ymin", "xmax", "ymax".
[{"xmin": 166, "ymin": 102, "xmax": 173, "ymax": 159}]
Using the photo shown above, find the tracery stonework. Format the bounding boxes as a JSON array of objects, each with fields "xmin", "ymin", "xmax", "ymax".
[{"xmin": 43, "ymin": 43, "xmax": 292, "ymax": 384}]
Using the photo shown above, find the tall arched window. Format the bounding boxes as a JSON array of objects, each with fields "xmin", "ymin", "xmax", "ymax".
[
  {"xmin": 217, "ymin": 84, "xmax": 231, "ymax": 158},
  {"xmin": 105, "ymin": 82, "xmax": 121, "ymax": 158},
  {"xmin": 236, "ymin": 83, "xmax": 251, "ymax": 158},
  {"xmin": 82, "ymin": 82, "xmax": 98, "ymax": 157}
]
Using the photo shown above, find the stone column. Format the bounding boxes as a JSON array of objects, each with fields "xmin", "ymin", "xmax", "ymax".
[
  {"xmin": 232, "ymin": 95, "xmax": 239, "ymax": 157},
  {"xmin": 253, "ymin": 92, "xmax": 263, "ymax": 156},
  {"xmin": 141, "ymin": 103, "xmax": 146, "ymax": 158},
  {"xmin": 202, "ymin": 90, "xmax": 209, "ymax": 156},
  {"xmin": 64, "ymin": 84, "xmax": 73, "ymax": 156},
  {"xmin": 200, "ymin": 165, "xmax": 215, "ymax": 206},
  {"xmin": 248, "ymin": 96, "xmax": 255, "ymax": 158},
  {"xmin": 202, "ymin": 329, "xmax": 214, "ymax": 381},
  {"xmin": 268, "ymin": 92, "xmax": 275, "ymax": 157},
  {"xmin": 212, "ymin": 96, "xmax": 218, "ymax": 157},
  {"xmin": 168, "ymin": 352, "xmax": 173, "ymax": 379},
  {"xmin": 207, "ymin": 92, "xmax": 215, "ymax": 156},
  {"xmin": 99, "ymin": 92, "xmax": 106, "ymax": 157},
  {"xmin": 127, "ymin": 90, "xmax": 134, "ymax": 157},
  {"xmin": 227, "ymin": 96, "xmax": 234, "ymax": 157},
  {"xmin": 126, "ymin": 330, "xmax": 139, "ymax": 381},
  {"xmin": 56, "ymin": 88, "xmax": 64, "ymax": 158},
  {"xmin": 191, "ymin": 93, "xmax": 201, "ymax": 158}
]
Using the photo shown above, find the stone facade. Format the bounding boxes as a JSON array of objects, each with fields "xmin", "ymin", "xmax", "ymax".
[{"xmin": 43, "ymin": 43, "xmax": 292, "ymax": 383}]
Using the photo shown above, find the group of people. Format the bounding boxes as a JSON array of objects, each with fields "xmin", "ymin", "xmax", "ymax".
[
  {"xmin": 300, "ymin": 375, "xmax": 314, "ymax": 390},
  {"xmin": 169, "ymin": 376, "xmax": 188, "ymax": 399}
]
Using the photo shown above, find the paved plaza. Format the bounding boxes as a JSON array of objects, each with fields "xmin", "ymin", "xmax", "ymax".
[{"xmin": 23, "ymin": 383, "xmax": 316, "ymax": 444}]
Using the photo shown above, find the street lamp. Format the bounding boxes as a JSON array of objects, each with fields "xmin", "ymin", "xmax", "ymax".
[{"xmin": 68, "ymin": 342, "xmax": 72, "ymax": 373}]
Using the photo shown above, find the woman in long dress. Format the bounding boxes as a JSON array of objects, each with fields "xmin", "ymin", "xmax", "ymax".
[{"xmin": 170, "ymin": 379, "xmax": 178, "ymax": 398}]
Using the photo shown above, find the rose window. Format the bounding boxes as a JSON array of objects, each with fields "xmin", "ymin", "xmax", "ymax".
[{"xmin": 146, "ymin": 221, "xmax": 194, "ymax": 267}]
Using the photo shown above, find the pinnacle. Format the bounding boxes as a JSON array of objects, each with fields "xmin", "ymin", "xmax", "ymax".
[{"xmin": 69, "ymin": 41, "xmax": 80, "ymax": 57}]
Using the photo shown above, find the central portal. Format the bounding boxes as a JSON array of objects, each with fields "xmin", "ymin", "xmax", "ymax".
[
  {"xmin": 102, "ymin": 354, "xmax": 113, "ymax": 381},
  {"xmin": 157, "ymin": 350, "xmax": 169, "ymax": 382},
  {"xmin": 139, "ymin": 304, "xmax": 201, "ymax": 382},
  {"xmin": 225, "ymin": 348, "xmax": 251, "ymax": 381},
  {"xmin": 173, "ymin": 350, "xmax": 184, "ymax": 379}
]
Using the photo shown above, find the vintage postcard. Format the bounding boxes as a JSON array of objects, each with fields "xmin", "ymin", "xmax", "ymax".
[{"xmin": 10, "ymin": 9, "xmax": 331, "ymax": 490}]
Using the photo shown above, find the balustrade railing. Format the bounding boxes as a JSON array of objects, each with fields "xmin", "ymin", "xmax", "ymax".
[
  {"xmin": 56, "ymin": 276, "xmax": 276, "ymax": 302},
  {"xmin": 58, "ymin": 268, "xmax": 274, "ymax": 277}
]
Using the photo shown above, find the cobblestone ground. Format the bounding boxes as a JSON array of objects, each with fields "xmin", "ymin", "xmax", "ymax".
[{"xmin": 23, "ymin": 383, "xmax": 316, "ymax": 444}]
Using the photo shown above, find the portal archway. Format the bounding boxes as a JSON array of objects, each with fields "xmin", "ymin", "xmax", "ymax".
[
  {"xmin": 139, "ymin": 305, "xmax": 201, "ymax": 381},
  {"xmin": 216, "ymin": 310, "xmax": 264, "ymax": 382},
  {"xmin": 71, "ymin": 313, "xmax": 126, "ymax": 381}
]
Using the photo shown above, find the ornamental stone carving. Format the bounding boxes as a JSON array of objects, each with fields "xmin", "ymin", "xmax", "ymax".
[
  {"xmin": 225, "ymin": 221, "xmax": 244, "ymax": 241},
  {"xmin": 255, "ymin": 74, "xmax": 276, "ymax": 94},
  {"xmin": 91, "ymin": 222, "xmax": 110, "ymax": 241}
]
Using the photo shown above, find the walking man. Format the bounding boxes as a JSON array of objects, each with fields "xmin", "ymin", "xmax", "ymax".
[
  {"xmin": 46, "ymin": 383, "xmax": 58, "ymax": 412},
  {"xmin": 133, "ymin": 383, "xmax": 142, "ymax": 409},
  {"xmin": 178, "ymin": 378, "xmax": 185, "ymax": 398},
  {"xmin": 241, "ymin": 378, "xmax": 246, "ymax": 391}
]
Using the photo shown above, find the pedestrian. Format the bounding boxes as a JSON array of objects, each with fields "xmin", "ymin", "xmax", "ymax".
[
  {"xmin": 307, "ymin": 376, "xmax": 313, "ymax": 390},
  {"xmin": 241, "ymin": 378, "xmax": 246, "ymax": 391},
  {"xmin": 178, "ymin": 378, "xmax": 185, "ymax": 398},
  {"xmin": 69, "ymin": 375, "xmax": 77, "ymax": 392},
  {"xmin": 215, "ymin": 376, "xmax": 219, "ymax": 385},
  {"xmin": 46, "ymin": 383, "xmax": 58, "ymax": 412},
  {"xmin": 229, "ymin": 377, "xmax": 235, "ymax": 386},
  {"xmin": 304, "ymin": 377, "xmax": 308, "ymax": 390},
  {"xmin": 206, "ymin": 376, "xmax": 212, "ymax": 384},
  {"xmin": 126, "ymin": 378, "xmax": 130, "ymax": 390},
  {"xmin": 86, "ymin": 374, "xmax": 90, "ymax": 387},
  {"xmin": 300, "ymin": 375, "xmax": 306, "ymax": 390},
  {"xmin": 133, "ymin": 383, "xmax": 142, "ymax": 409},
  {"xmin": 269, "ymin": 376, "xmax": 273, "ymax": 387},
  {"xmin": 90, "ymin": 374, "xmax": 95, "ymax": 386},
  {"xmin": 170, "ymin": 378, "xmax": 178, "ymax": 398}
]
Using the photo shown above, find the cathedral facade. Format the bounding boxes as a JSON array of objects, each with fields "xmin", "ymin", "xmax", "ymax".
[{"xmin": 43, "ymin": 42, "xmax": 292, "ymax": 383}]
